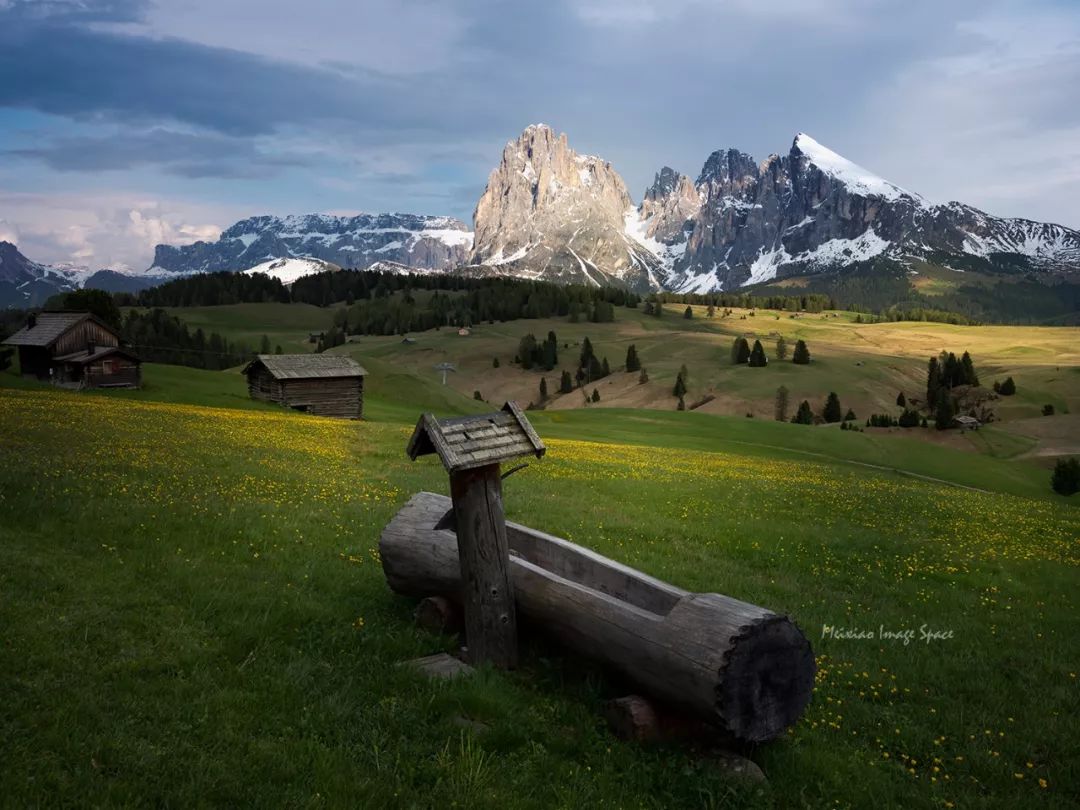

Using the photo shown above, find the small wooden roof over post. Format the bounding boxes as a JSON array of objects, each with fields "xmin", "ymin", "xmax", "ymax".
[
  {"xmin": 405, "ymin": 401, "xmax": 544, "ymax": 670},
  {"xmin": 406, "ymin": 401, "xmax": 545, "ymax": 474}
]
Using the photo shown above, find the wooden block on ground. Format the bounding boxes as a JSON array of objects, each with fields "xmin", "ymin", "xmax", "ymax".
[
  {"xmin": 605, "ymin": 695, "xmax": 660, "ymax": 742},
  {"xmin": 402, "ymin": 652, "xmax": 474, "ymax": 680},
  {"xmin": 415, "ymin": 595, "xmax": 462, "ymax": 635}
]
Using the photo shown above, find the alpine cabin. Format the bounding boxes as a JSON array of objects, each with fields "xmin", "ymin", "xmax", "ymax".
[
  {"xmin": 2, "ymin": 312, "xmax": 142, "ymax": 389},
  {"xmin": 243, "ymin": 354, "xmax": 367, "ymax": 419}
]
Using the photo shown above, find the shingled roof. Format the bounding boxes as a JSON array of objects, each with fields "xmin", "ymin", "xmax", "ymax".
[
  {"xmin": 407, "ymin": 401, "xmax": 545, "ymax": 474},
  {"xmin": 243, "ymin": 354, "xmax": 367, "ymax": 380},
  {"xmin": 2, "ymin": 312, "xmax": 112, "ymax": 347}
]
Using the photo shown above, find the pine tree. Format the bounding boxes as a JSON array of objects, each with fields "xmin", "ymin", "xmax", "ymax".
[
  {"xmin": 748, "ymin": 340, "xmax": 768, "ymax": 367},
  {"xmin": 999, "ymin": 376, "xmax": 1016, "ymax": 396},
  {"xmin": 775, "ymin": 336, "xmax": 788, "ymax": 360},
  {"xmin": 896, "ymin": 391, "xmax": 906, "ymax": 407},
  {"xmin": 579, "ymin": 337, "xmax": 595, "ymax": 370},
  {"xmin": 934, "ymin": 387, "xmax": 954, "ymax": 430},
  {"xmin": 625, "ymin": 344, "xmax": 641, "ymax": 372},
  {"xmin": 591, "ymin": 388, "xmax": 600, "ymax": 403},
  {"xmin": 679, "ymin": 363, "xmax": 689, "ymax": 383},
  {"xmin": 559, "ymin": 370, "xmax": 573, "ymax": 394},
  {"xmin": 792, "ymin": 339, "xmax": 810, "ymax": 364},
  {"xmin": 774, "ymin": 385, "xmax": 790, "ymax": 422},
  {"xmin": 638, "ymin": 367, "xmax": 649, "ymax": 384},
  {"xmin": 792, "ymin": 400, "xmax": 813, "ymax": 425},
  {"xmin": 926, "ymin": 356, "xmax": 941, "ymax": 406},
  {"xmin": 274, "ymin": 345, "xmax": 283, "ymax": 355},
  {"xmin": 684, "ymin": 305, "xmax": 693, "ymax": 319},
  {"xmin": 673, "ymin": 373, "xmax": 687, "ymax": 398},
  {"xmin": 473, "ymin": 390, "xmax": 483, "ymax": 401},
  {"xmin": 960, "ymin": 351, "xmax": 979, "ymax": 386},
  {"xmin": 823, "ymin": 392, "xmax": 843, "ymax": 423},
  {"xmin": 539, "ymin": 377, "xmax": 548, "ymax": 401},
  {"xmin": 707, "ymin": 303, "xmax": 716, "ymax": 318},
  {"xmin": 493, "ymin": 357, "xmax": 500, "ymax": 368},
  {"xmin": 731, "ymin": 337, "xmax": 751, "ymax": 364},
  {"xmin": 844, "ymin": 409, "xmax": 856, "ymax": 422},
  {"xmin": 677, "ymin": 396, "xmax": 686, "ymax": 411}
]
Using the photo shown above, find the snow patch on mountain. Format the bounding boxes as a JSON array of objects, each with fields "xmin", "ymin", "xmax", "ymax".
[
  {"xmin": 243, "ymin": 257, "xmax": 336, "ymax": 285},
  {"xmin": 794, "ymin": 133, "xmax": 920, "ymax": 203}
]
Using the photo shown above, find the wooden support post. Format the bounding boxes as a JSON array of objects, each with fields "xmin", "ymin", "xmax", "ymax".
[{"xmin": 449, "ymin": 463, "xmax": 518, "ymax": 669}]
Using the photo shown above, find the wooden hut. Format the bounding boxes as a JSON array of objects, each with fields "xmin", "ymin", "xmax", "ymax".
[
  {"xmin": 243, "ymin": 354, "xmax": 367, "ymax": 418},
  {"xmin": 2, "ymin": 311, "xmax": 141, "ymax": 388}
]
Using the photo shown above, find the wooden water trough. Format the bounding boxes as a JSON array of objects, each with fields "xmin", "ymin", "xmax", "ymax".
[{"xmin": 380, "ymin": 490, "xmax": 816, "ymax": 744}]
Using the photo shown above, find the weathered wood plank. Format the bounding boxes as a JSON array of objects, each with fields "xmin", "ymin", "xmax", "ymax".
[{"xmin": 449, "ymin": 467, "xmax": 518, "ymax": 669}]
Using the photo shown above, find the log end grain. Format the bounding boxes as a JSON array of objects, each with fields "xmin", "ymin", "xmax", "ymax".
[{"xmin": 715, "ymin": 615, "xmax": 816, "ymax": 743}]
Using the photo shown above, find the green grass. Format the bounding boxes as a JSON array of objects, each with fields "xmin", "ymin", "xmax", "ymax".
[{"xmin": 1, "ymin": 372, "xmax": 1078, "ymax": 807}]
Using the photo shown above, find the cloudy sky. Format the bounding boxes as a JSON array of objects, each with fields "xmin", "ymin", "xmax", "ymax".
[{"xmin": 1, "ymin": 0, "xmax": 1078, "ymax": 269}]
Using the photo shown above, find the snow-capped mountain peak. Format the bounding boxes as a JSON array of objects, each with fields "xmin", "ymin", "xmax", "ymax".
[{"xmin": 792, "ymin": 133, "xmax": 920, "ymax": 203}]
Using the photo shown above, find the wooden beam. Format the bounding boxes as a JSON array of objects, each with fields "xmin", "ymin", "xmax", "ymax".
[{"xmin": 449, "ymin": 465, "xmax": 518, "ymax": 669}]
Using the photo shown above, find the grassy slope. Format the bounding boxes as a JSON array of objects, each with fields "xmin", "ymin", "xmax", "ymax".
[
  {"xmin": 0, "ymin": 384, "xmax": 1076, "ymax": 809},
  {"xmin": 337, "ymin": 305, "xmax": 1078, "ymax": 428}
]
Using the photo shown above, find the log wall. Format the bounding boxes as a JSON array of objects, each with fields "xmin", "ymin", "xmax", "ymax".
[{"xmin": 246, "ymin": 367, "xmax": 363, "ymax": 419}]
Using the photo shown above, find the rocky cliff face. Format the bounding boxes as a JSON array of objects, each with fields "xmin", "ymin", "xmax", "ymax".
[
  {"xmin": 0, "ymin": 241, "xmax": 78, "ymax": 307},
  {"xmin": 470, "ymin": 124, "xmax": 666, "ymax": 290},
  {"xmin": 641, "ymin": 133, "xmax": 1080, "ymax": 291},
  {"xmin": 150, "ymin": 212, "xmax": 473, "ymax": 276}
]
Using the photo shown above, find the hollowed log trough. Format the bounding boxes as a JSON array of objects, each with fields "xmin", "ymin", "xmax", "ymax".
[{"xmin": 380, "ymin": 491, "xmax": 816, "ymax": 744}]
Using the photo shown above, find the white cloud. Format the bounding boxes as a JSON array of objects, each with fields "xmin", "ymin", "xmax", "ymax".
[{"xmin": 0, "ymin": 191, "xmax": 235, "ymax": 268}]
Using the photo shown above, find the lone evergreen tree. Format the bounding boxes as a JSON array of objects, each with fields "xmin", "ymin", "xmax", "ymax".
[
  {"xmin": 274, "ymin": 345, "xmax": 283, "ymax": 355},
  {"xmin": 999, "ymin": 376, "xmax": 1016, "ymax": 396},
  {"xmin": 792, "ymin": 339, "xmax": 810, "ymax": 364},
  {"xmin": 493, "ymin": 356, "xmax": 500, "ymax": 368},
  {"xmin": 844, "ymin": 408, "xmax": 856, "ymax": 422},
  {"xmin": 591, "ymin": 388, "xmax": 600, "ymax": 403},
  {"xmin": 823, "ymin": 392, "xmax": 843, "ymax": 423},
  {"xmin": 775, "ymin": 336, "xmax": 788, "ymax": 360},
  {"xmin": 638, "ymin": 367, "xmax": 649, "ymax": 384},
  {"xmin": 707, "ymin": 303, "xmax": 716, "ymax": 318},
  {"xmin": 673, "ymin": 373, "xmax": 687, "ymax": 398},
  {"xmin": 792, "ymin": 400, "xmax": 814, "ymax": 425},
  {"xmin": 625, "ymin": 344, "xmax": 641, "ymax": 372},
  {"xmin": 775, "ymin": 385, "xmax": 790, "ymax": 422},
  {"xmin": 896, "ymin": 391, "xmax": 906, "ymax": 407},
  {"xmin": 539, "ymin": 377, "xmax": 548, "ymax": 401},
  {"xmin": 748, "ymin": 339, "xmax": 768, "ymax": 367},
  {"xmin": 473, "ymin": 390, "xmax": 483, "ymax": 401},
  {"xmin": 684, "ymin": 305, "xmax": 693, "ymax": 319}
]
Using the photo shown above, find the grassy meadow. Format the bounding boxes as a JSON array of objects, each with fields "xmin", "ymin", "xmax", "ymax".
[{"xmin": 1, "ymin": 302, "xmax": 1078, "ymax": 808}]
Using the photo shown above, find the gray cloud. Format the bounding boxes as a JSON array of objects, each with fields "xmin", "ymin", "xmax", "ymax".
[{"xmin": 7, "ymin": 129, "xmax": 310, "ymax": 178}]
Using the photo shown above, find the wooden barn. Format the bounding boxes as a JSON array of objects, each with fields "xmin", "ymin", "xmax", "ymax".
[
  {"xmin": 243, "ymin": 354, "xmax": 367, "ymax": 418},
  {"xmin": 2, "ymin": 311, "xmax": 142, "ymax": 388}
]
